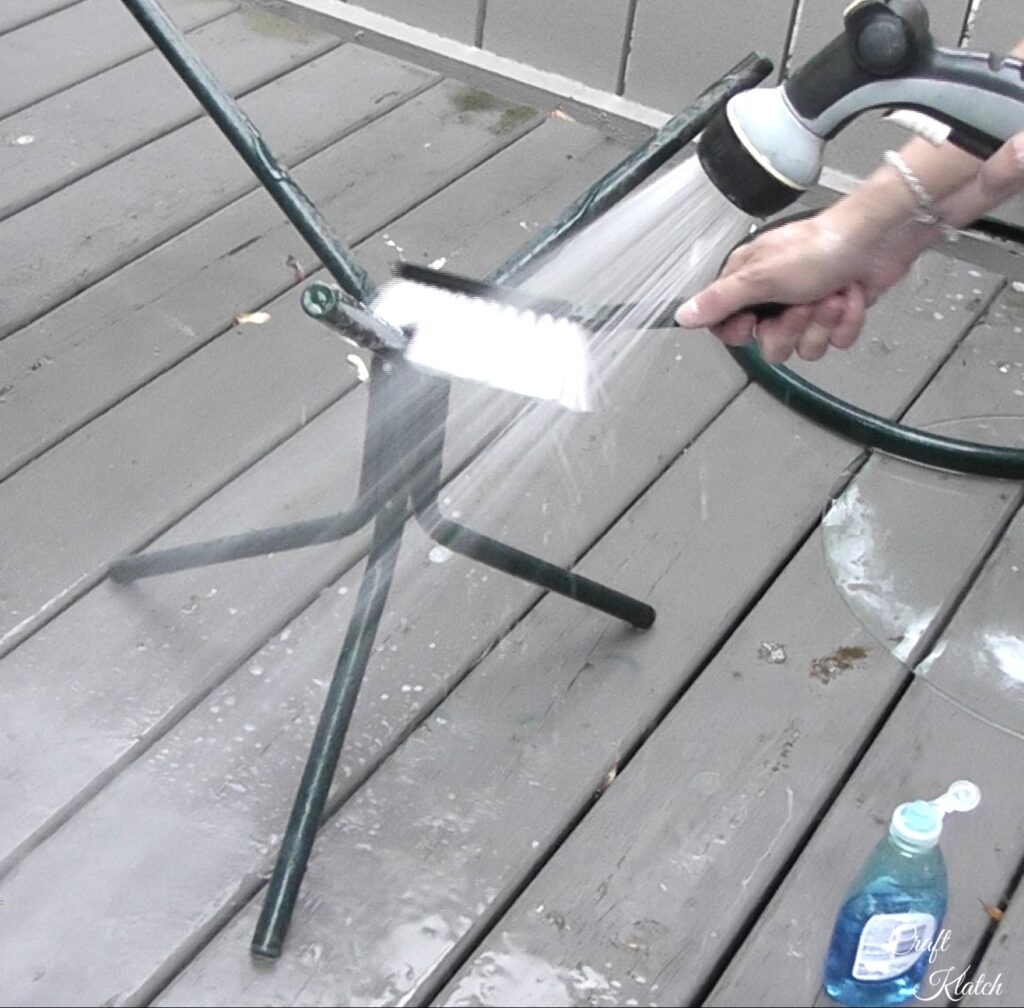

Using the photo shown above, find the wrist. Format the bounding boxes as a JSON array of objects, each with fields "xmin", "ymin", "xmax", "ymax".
[{"xmin": 821, "ymin": 169, "xmax": 918, "ymax": 247}]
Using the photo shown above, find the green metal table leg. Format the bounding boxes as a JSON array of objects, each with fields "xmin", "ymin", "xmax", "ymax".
[
  {"xmin": 250, "ymin": 494, "xmax": 405, "ymax": 958},
  {"xmin": 249, "ymin": 352, "xmax": 412, "ymax": 957},
  {"xmin": 119, "ymin": 0, "xmax": 374, "ymax": 303},
  {"xmin": 114, "ymin": 0, "xmax": 776, "ymax": 964},
  {"xmin": 408, "ymin": 379, "xmax": 655, "ymax": 629},
  {"xmin": 109, "ymin": 502, "xmax": 379, "ymax": 582},
  {"xmin": 422, "ymin": 507, "xmax": 656, "ymax": 629}
]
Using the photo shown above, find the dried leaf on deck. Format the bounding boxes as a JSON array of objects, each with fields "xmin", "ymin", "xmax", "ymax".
[{"xmin": 980, "ymin": 900, "xmax": 1005, "ymax": 922}]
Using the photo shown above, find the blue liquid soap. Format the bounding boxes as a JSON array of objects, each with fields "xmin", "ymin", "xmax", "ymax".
[{"xmin": 823, "ymin": 780, "xmax": 980, "ymax": 1007}]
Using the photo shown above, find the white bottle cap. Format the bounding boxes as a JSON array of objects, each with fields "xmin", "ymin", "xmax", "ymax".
[{"xmin": 891, "ymin": 780, "xmax": 980, "ymax": 847}]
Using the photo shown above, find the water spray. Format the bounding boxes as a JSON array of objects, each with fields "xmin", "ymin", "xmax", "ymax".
[{"xmin": 388, "ymin": 0, "xmax": 1024, "ymax": 413}]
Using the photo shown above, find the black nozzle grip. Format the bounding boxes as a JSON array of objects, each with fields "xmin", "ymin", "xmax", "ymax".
[
  {"xmin": 716, "ymin": 209, "xmax": 822, "ymax": 327},
  {"xmin": 746, "ymin": 302, "xmax": 787, "ymax": 321}
]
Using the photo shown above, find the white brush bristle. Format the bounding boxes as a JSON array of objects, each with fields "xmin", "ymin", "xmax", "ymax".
[{"xmin": 372, "ymin": 280, "xmax": 592, "ymax": 412}]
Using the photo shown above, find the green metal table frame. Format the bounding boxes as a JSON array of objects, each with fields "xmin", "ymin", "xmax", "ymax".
[
  {"xmin": 111, "ymin": 0, "xmax": 1024, "ymax": 964},
  {"xmin": 112, "ymin": 0, "xmax": 772, "ymax": 959}
]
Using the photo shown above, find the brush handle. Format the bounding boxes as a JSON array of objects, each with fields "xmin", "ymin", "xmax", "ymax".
[
  {"xmin": 746, "ymin": 302, "xmax": 787, "ymax": 321},
  {"xmin": 394, "ymin": 263, "xmax": 573, "ymax": 318},
  {"xmin": 397, "ymin": 263, "xmax": 788, "ymax": 326}
]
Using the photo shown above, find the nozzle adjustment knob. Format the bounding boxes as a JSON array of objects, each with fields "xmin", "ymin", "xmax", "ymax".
[
  {"xmin": 856, "ymin": 15, "xmax": 910, "ymax": 74},
  {"xmin": 844, "ymin": 0, "xmax": 929, "ymax": 76}
]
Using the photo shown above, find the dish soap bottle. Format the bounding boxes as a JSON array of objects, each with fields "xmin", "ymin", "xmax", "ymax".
[{"xmin": 823, "ymin": 780, "xmax": 981, "ymax": 1006}]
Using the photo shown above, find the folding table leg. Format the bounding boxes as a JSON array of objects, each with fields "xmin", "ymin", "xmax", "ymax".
[
  {"xmin": 420, "ymin": 503, "xmax": 656, "ymax": 629},
  {"xmin": 250, "ymin": 497, "xmax": 405, "ymax": 959},
  {"xmin": 408, "ymin": 382, "xmax": 656, "ymax": 630},
  {"xmin": 109, "ymin": 503, "xmax": 378, "ymax": 582}
]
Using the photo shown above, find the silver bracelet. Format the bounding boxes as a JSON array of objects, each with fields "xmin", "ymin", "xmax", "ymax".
[{"xmin": 883, "ymin": 149, "xmax": 959, "ymax": 242}]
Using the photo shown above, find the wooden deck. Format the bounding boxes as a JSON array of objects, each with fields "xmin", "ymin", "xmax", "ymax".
[{"xmin": 1, "ymin": 2, "xmax": 1023, "ymax": 1005}]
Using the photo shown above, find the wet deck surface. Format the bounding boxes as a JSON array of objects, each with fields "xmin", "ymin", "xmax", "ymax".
[{"xmin": 1, "ymin": 2, "xmax": 1024, "ymax": 1005}]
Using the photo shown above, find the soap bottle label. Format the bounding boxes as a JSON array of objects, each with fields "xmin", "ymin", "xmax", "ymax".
[{"xmin": 851, "ymin": 912, "xmax": 937, "ymax": 981}]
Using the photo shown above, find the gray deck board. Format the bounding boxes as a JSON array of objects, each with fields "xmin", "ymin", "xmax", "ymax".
[
  {"xmin": 433, "ymin": 282, "xmax": 1024, "ymax": 1008},
  {"xmin": 154, "ymin": 257, "xmax": 1003, "ymax": 1006},
  {"xmin": 0, "ymin": 44, "xmax": 435, "ymax": 342},
  {"xmin": 0, "ymin": 85, "xmax": 552, "ymax": 868},
  {"xmin": 4, "ymin": 4, "xmax": 1024, "ymax": 1004},
  {"xmin": 0, "ymin": 324, "xmax": 740, "ymax": 1008},
  {"xmin": 0, "ymin": 7, "xmax": 339, "ymax": 221},
  {"xmin": 0, "ymin": 0, "xmax": 85, "ymax": 35},
  {"xmin": 969, "ymin": 0, "xmax": 1022, "ymax": 48},
  {"xmin": 0, "ymin": 78, "xmax": 538, "ymax": 482},
  {"xmin": 0, "ymin": 0, "xmax": 236, "ymax": 120},
  {"xmin": 962, "ymin": 865, "xmax": 1023, "ymax": 1006},
  {"xmin": 710, "ymin": 490, "xmax": 1024, "ymax": 1005}
]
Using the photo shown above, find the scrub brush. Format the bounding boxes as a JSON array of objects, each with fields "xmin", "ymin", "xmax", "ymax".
[
  {"xmin": 371, "ymin": 263, "xmax": 594, "ymax": 412},
  {"xmin": 373, "ymin": 262, "xmax": 787, "ymax": 414}
]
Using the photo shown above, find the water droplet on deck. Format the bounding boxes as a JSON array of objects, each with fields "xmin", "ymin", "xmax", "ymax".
[
  {"xmin": 757, "ymin": 641, "xmax": 787, "ymax": 664},
  {"xmin": 694, "ymin": 770, "xmax": 720, "ymax": 794}
]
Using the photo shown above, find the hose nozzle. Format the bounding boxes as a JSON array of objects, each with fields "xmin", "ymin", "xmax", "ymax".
[
  {"xmin": 696, "ymin": 94, "xmax": 815, "ymax": 217},
  {"xmin": 697, "ymin": 0, "xmax": 948, "ymax": 218}
]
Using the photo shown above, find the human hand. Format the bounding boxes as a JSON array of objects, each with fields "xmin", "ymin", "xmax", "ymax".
[
  {"xmin": 674, "ymin": 209, "xmax": 928, "ymax": 363},
  {"xmin": 675, "ymin": 132, "xmax": 1024, "ymax": 365}
]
